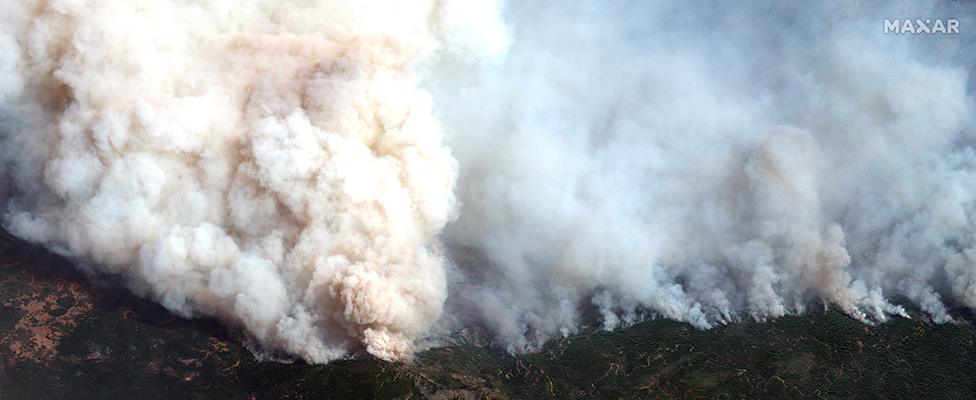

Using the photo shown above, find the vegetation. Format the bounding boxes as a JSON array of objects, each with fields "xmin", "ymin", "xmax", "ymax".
[{"xmin": 2, "ymin": 231, "xmax": 975, "ymax": 399}]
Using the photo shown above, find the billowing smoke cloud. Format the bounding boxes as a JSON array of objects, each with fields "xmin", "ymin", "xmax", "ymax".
[
  {"xmin": 0, "ymin": 0, "xmax": 507, "ymax": 362},
  {"xmin": 435, "ymin": 1, "xmax": 976, "ymax": 351},
  {"xmin": 3, "ymin": 0, "xmax": 976, "ymax": 363}
]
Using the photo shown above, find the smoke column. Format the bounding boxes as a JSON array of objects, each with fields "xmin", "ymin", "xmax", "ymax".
[
  {"xmin": 435, "ymin": 1, "xmax": 976, "ymax": 351},
  {"xmin": 3, "ymin": 0, "xmax": 976, "ymax": 362},
  {"xmin": 0, "ymin": 0, "xmax": 507, "ymax": 362}
]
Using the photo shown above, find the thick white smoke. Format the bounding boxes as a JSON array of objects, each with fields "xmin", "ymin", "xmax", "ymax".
[
  {"xmin": 435, "ymin": 2, "xmax": 976, "ymax": 351},
  {"xmin": 0, "ymin": 0, "xmax": 507, "ymax": 362},
  {"xmin": 3, "ymin": 0, "xmax": 976, "ymax": 363}
]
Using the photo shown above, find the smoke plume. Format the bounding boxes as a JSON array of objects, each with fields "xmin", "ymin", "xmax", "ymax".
[
  {"xmin": 437, "ymin": 1, "xmax": 976, "ymax": 351},
  {"xmin": 3, "ymin": 0, "xmax": 976, "ymax": 362},
  {"xmin": 0, "ymin": 0, "xmax": 507, "ymax": 362}
]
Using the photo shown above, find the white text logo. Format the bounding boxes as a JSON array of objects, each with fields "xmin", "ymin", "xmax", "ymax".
[{"xmin": 884, "ymin": 19, "xmax": 959, "ymax": 34}]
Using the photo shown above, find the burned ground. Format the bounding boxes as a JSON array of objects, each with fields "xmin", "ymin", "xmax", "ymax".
[{"xmin": 1, "ymin": 230, "xmax": 975, "ymax": 399}]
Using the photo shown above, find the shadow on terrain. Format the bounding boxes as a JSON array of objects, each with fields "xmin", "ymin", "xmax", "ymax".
[{"xmin": 2, "ymin": 229, "xmax": 975, "ymax": 399}]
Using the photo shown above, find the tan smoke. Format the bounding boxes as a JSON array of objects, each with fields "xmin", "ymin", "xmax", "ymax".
[
  {"xmin": 0, "ymin": 0, "xmax": 507, "ymax": 362},
  {"xmin": 5, "ymin": 0, "xmax": 976, "ymax": 365}
]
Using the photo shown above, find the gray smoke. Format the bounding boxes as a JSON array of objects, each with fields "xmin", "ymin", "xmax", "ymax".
[
  {"xmin": 2, "ymin": 0, "xmax": 976, "ymax": 363},
  {"xmin": 436, "ymin": 1, "xmax": 976, "ymax": 351}
]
